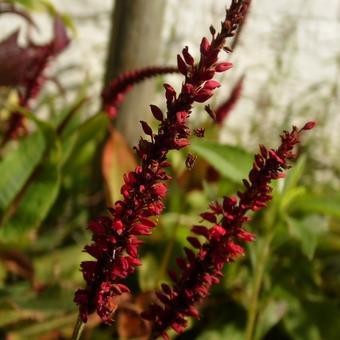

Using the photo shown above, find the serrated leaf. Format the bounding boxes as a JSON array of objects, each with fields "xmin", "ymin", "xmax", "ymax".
[{"xmin": 190, "ymin": 140, "xmax": 252, "ymax": 182}]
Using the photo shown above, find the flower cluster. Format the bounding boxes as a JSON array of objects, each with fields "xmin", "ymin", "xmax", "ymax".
[
  {"xmin": 102, "ymin": 66, "xmax": 178, "ymax": 118},
  {"xmin": 142, "ymin": 122, "xmax": 315, "ymax": 339},
  {"xmin": 74, "ymin": 0, "xmax": 250, "ymax": 324}
]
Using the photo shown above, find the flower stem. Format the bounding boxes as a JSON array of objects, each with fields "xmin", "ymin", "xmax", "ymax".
[
  {"xmin": 245, "ymin": 232, "xmax": 273, "ymax": 340},
  {"xmin": 71, "ymin": 315, "xmax": 85, "ymax": 340}
]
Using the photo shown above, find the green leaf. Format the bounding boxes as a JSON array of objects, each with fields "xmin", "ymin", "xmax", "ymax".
[
  {"xmin": 283, "ymin": 297, "xmax": 340, "ymax": 340},
  {"xmin": 61, "ymin": 113, "xmax": 108, "ymax": 174},
  {"xmin": 8, "ymin": 0, "xmax": 56, "ymax": 13},
  {"xmin": 190, "ymin": 140, "xmax": 253, "ymax": 182},
  {"xmin": 291, "ymin": 193, "xmax": 340, "ymax": 219},
  {"xmin": 138, "ymin": 254, "xmax": 158, "ymax": 291},
  {"xmin": 34, "ymin": 245, "xmax": 89, "ymax": 284},
  {"xmin": 282, "ymin": 155, "xmax": 306, "ymax": 194},
  {"xmin": 0, "ymin": 138, "xmax": 61, "ymax": 241},
  {"xmin": 280, "ymin": 186, "xmax": 306, "ymax": 212},
  {"xmin": 66, "ymin": 113, "xmax": 107, "ymax": 150},
  {"xmin": 255, "ymin": 299, "xmax": 288, "ymax": 340},
  {"xmin": 197, "ymin": 324, "xmax": 244, "ymax": 340},
  {"xmin": 0, "ymin": 132, "xmax": 46, "ymax": 213},
  {"xmin": 8, "ymin": 312, "xmax": 77, "ymax": 339},
  {"xmin": 286, "ymin": 215, "xmax": 328, "ymax": 259}
]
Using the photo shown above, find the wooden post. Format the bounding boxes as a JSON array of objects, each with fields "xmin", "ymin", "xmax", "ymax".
[{"xmin": 104, "ymin": 0, "xmax": 167, "ymax": 146}]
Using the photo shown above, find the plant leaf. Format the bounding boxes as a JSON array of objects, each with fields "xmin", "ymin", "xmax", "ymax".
[
  {"xmin": 290, "ymin": 193, "xmax": 340, "ymax": 219},
  {"xmin": 190, "ymin": 140, "xmax": 252, "ymax": 182},
  {"xmin": 255, "ymin": 299, "xmax": 288, "ymax": 340},
  {"xmin": 0, "ymin": 131, "xmax": 46, "ymax": 213},
  {"xmin": 0, "ymin": 138, "xmax": 61, "ymax": 241},
  {"xmin": 102, "ymin": 128, "xmax": 137, "ymax": 204},
  {"xmin": 286, "ymin": 215, "xmax": 328, "ymax": 259}
]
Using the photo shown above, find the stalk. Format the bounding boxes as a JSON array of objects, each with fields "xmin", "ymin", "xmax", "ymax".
[
  {"xmin": 71, "ymin": 315, "xmax": 85, "ymax": 340},
  {"xmin": 245, "ymin": 232, "xmax": 273, "ymax": 340}
]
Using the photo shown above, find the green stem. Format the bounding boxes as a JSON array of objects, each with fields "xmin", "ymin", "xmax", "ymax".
[
  {"xmin": 245, "ymin": 233, "xmax": 273, "ymax": 340},
  {"xmin": 71, "ymin": 314, "xmax": 85, "ymax": 340},
  {"xmin": 156, "ymin": 215, "xmax": 181, "ymax": 285}
]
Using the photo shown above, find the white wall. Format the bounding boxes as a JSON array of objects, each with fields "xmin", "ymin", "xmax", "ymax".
[{"xmin": 1, "ymin": 0, "xmax": 340, "ymax": 184}]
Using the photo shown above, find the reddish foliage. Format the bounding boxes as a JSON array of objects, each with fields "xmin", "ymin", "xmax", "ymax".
[{"xmin": 0, "ymin": 15, "xmax": 70, "ymax": 144}]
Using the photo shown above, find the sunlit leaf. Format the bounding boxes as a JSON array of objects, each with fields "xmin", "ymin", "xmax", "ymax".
[
  {"xmin": 190, "ymin": 140, "xmax": 252, "ymax": 182},
  {"xmin": 102, "ymin": 128, "xmax": 137, "ymax": 204}
]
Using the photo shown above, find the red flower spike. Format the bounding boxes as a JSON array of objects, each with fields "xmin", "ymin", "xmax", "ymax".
[
  {"xmin": 102, "ymin": 66, "xmax": 178, "ymax": 117},
  {"xmin": 76, "ymin": 0, "xmax": 254, "ymax": 326},
  {"xmin": 143, "ymin": 122, "xmax": 314, "ymax": 338}
]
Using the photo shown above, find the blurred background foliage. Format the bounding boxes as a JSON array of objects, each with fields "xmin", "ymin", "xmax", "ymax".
[{"xmin": 0, "ymin": 0, "xmax": 340, "ymax": 339}]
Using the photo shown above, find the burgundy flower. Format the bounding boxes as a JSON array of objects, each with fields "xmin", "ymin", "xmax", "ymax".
[
  {"xmin": 75, "ymin": 0, "xmax": 249, "ymax": 324},
  {"xmin": 142, "ymin": 122, "xmax": 316, "ymax": 339},
  {"xmin": 102, "ymin": 66, "xmax": 179, "ymax": 118}
]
